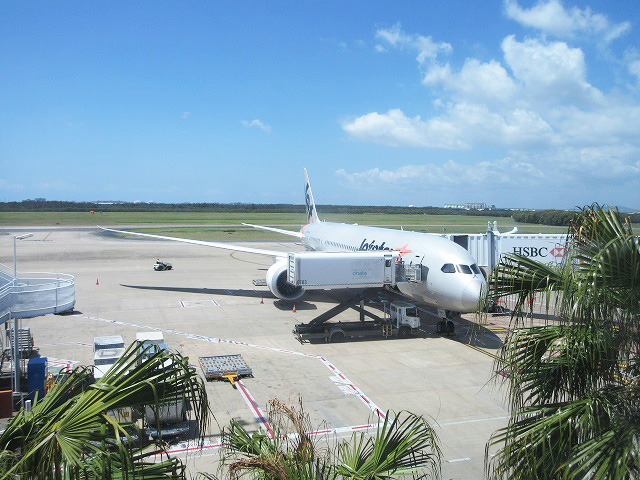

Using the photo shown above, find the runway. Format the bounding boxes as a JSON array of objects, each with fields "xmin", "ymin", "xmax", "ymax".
[{"xmin": 0, "ymin": 227, "xmax": 510, "ymax": 479}]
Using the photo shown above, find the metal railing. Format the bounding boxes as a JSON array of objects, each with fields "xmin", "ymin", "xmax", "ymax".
[{"xmin": 0, "ymin": 264, "xmax": 75, "ymax": 324}]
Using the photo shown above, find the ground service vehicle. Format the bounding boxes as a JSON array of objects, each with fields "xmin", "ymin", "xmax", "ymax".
[
  {"xmin": 153, "ymin": 260, "xmax": 172, "ymax": 271},
  {"xmin": 294, "ymin": 298, "xmax": 421, "ymax": 343},
  {"xmin": 135, "ymin": 332, "xmax": 187, "ymax": 439}
]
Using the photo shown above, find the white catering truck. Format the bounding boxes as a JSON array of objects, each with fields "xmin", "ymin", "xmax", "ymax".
[
  {"xmin": 135, "ymin": 332, "xmax": 187, "ymax": 439},
  {"xmin": 93, "ymin": 335, "xmax": 125, "ymax": 381}
]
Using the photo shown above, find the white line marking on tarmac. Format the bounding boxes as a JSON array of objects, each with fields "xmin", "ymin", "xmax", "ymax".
[
  {"xmin": 447, "ymin": 457, "xmax": 471, "ymax": 463},
  {"xmin": 163, "ymin": 423, "xmax": 383, "ymax": 459},
  {"xmin": 441, "ymin": 416, "xmax": 509, "ymax": 426},
  {"xmin": 81, "ymin": 314, "xmax": 386, "ymax": 420}
]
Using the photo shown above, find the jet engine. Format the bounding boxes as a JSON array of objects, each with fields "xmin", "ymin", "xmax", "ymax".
[{"xmin": 266, "ymin": 260, "xmax": 305, "ymax": 301}]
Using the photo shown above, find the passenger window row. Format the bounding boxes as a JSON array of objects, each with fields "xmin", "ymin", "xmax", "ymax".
[{"xmin": 327, "ymin": 240, "xmax": 356, "ymax": 251}]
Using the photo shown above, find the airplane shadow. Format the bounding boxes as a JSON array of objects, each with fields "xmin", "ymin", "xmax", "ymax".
[
  {"xmin": 118, "ymin": 283, "xmax": 502, "ymax": 348},
  {"xmin": 118, "ymin": 284, "xmax": 352, "ymax": 311},
  {"xmin": 416, "ymin": 308, "xmax": 504, "ymax": 350}
]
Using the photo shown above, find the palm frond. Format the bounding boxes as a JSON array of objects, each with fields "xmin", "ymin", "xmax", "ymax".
[
  {"xmin": 485, "ymin": 204, "xmax": 640, "ymax": 480},
  {"xmin": 336, "ymin": 411, "xmax": 441, "ymax": 479},
  {"xmin": 0, "ymin": 342, "xmax": 210, "ymax": 480}
]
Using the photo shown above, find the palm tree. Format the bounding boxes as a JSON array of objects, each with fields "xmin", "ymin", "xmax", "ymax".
[
  {"xmin": 212, "ymin": 397, "xmax": 442, "ymax": 480},
  {"xmin": 485, "ymin": 204, "xmax": 640, "ymax": 479},
  {"xmin": 0, "ymin": 341, "xmax": 210, "ymax": 479}
]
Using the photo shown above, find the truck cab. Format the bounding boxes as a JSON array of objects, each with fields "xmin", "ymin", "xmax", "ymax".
[{"xmin": 388, "ymin": 300, "xmax": 421, "ymax": 337}]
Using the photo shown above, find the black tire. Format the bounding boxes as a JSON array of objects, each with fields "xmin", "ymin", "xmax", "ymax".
[
  {"xmin": 167, "ymin": 266, "xmax": 172, "ymax": 270},
  {"xmin": 329, "ymin": 329, "xmax": 345, "ymax": 343},
  {"xmin": 446, "ymin": 320, "xmax": 455, "ymax": 334},
  {"xmin": 436, "ymin": 320, "xmax": 445, "ymax": 333},
  {"xmin": 398, "ymin": 326, "xmax": 411, "ymax": 338}
]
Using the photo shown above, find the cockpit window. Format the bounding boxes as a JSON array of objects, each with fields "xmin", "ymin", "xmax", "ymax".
[
  {"xmin": 471, "ymin": 264, "xmax": 482, "ymax": 275},
  {"xmin": 441, "ymin": 263, "xmax": 456, "ymax": 273},
  {"xmin": 458, "ymin": 264, "xmax": 472, "ymax": 274}
]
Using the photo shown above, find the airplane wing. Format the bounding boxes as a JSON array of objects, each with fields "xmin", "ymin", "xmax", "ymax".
[
  {"xmin": 242, "ymin": 223, "xmax": 304, "ymax": 238},
  {"xmin": 98, "ymin": 226, "xmax": 288, "ymax": 258}
]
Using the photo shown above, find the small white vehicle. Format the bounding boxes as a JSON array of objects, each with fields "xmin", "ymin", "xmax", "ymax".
[{"xmin": 153, "ymin": 260, "xmax": 172, "ymax": 271}]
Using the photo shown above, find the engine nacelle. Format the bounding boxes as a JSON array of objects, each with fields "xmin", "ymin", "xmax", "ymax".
[{"xmin": 266, "ymin": 260, "xmax": 305, "ymax": 301}]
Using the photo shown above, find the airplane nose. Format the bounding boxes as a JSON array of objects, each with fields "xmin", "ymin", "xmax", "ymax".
[{"xmin": 461, "ymin": 281, "xmax": 482, "ymax": 312}]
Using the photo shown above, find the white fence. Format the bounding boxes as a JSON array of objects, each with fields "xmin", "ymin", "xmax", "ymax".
[{"xmin": 0, "ymin": 264, "xmax": 75, "ymax": 324}]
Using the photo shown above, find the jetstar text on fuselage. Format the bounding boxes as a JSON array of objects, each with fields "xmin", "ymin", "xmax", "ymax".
[{"xmin": 359, "ymin": 239, "xmax": 392, "ymax": 251}]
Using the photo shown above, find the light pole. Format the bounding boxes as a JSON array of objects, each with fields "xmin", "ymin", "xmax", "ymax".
[
  {"xmin": 12, "ymin": 233, "xmax": 32, "ymax": 401},
  {"xmin": 14, "ymin": 233, "xmax": 33, "ymax": 278}
]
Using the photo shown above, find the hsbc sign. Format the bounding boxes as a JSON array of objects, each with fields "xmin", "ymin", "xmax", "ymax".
[
  {"xmin": 499, "ymin": 236, "xmax": 568, "ymax": 265},
  {"xmin": 511, "ymin": 245, "xmax": 565, "ymax": 259}
]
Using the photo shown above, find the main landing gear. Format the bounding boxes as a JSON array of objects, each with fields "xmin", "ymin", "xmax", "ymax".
[{"xmin": 436, "ymin": 309, "xmax": 456, "ymax": 335}]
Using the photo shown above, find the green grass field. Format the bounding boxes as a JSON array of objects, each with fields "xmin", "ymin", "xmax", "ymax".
[{"xmin": 0, "ymin": 210, "xmax": 580, "ymax": 240}]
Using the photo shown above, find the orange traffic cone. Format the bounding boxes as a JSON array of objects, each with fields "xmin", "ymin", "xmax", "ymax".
[
  {"xmin": 96, "ymin": 279, "xmax": 99, "ymax": 285},
  {"xmin": 292, "ymin": 304, "xmax": 297, "ymax": 313},
  {"xmin": 260, "ymin": 297, "xmax": 264, "ymax": 304}
]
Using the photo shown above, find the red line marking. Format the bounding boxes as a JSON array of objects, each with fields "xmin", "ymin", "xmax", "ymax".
[
  {"xmin": 238, "ymin": 381, "xmax": 274, "ymax": 438},
  {"xmin": 351, "ymin": 425, "xmax": 369, "ymax": 430},
  {"xmin": 361, "ymin": 396, "xmax": 371, "ymax": 404}
]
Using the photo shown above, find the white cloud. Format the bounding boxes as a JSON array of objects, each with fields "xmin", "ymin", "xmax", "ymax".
[
  {"xmin": 241, "ymin": 118, "xmax": 271, "ymax": 133},
  {"xmin": 423, "ymin": 58, "xmax": 518, "ymax": 104},
  {"xmin": 342, "ymin": 108, "xmax": 465, "ymax": 149},
  {"xmin": 342, "ymin": 104, "xmax": 556, "ymax": 150},
  {"xmin": 502, "ymin": 35, "xmax": 602, "ymax": 105},
  {"xmin": 375, "ymin": 23, "xmax": 452, "ymax": 67},
  {"xmin": 629, "ymin": 59, "xmax": 640, "ymax": 83},
  {"xmin": 344, "ymin": 26, "xmax": 638, "ymax": 151},
  {"xmin": 341, "ymin": 21, "xmax": 640, "ymax": 208},
  {"xmin": 181, "ymin": 111, "xmax": 191, "ymax": 119},
  {"xmin": 335, "ymin": 145, "xmax": 640, "ymax": 207},
  {"xmin": 504, "ymin": 0, "xmax": 630, "ymax": 43}
]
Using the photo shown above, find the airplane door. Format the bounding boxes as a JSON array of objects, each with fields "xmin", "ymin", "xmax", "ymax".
[{"xmin": 384, "ymin": 254, "xmax": 393, "ymax": 283}]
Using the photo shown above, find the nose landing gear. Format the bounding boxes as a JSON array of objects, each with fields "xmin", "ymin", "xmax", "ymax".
[{"xmin": 436, "ymin": 309, "xmax": 456, "ymax": 335}]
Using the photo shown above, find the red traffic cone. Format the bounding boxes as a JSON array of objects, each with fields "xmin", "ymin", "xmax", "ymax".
[
  {"xmin": 260, "ymin": 297, "xmax": 264, "ymax": 304},
  {"xmin": 96, "ymin": 279, "xmax": 99, "ymax": 285},
  {"xmin": 292, "ymin": 304, "xmax": 296, "ymax": 313}
]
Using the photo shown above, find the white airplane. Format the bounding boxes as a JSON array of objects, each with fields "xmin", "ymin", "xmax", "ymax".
[{"xmin": 100, "ymin": 170, "xmax": 485, "ymax": 317}]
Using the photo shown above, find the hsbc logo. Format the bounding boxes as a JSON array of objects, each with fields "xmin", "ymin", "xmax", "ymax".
[{"xmin": 512, "ymin": 244, "xmax": 565, "ymax": 259}]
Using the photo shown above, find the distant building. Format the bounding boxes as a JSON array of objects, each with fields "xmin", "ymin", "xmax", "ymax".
[{"xmin": 444, "ymin": 203, "xmax": 495, "ymax": 211}]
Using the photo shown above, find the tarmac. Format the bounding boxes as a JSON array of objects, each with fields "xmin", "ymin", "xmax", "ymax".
[{"xmin": 0, "ymin": 227, "xmax": 511, "ymax": 479}]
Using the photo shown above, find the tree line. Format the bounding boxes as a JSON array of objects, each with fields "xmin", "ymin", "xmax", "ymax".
[
  {"xmin": 3, "ymin": 200, "xmax": 637, "ymax": 224},
  {"xmin": 0, "ymin": 200, "xmax": 515, "ymax": 216}
]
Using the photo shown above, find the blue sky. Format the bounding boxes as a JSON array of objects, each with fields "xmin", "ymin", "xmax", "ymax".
[{"xmin": 1, "ymin": 1, "xmax": 639, "ymax": 209}]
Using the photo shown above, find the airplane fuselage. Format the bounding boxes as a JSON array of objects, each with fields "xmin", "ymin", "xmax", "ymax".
[{"xmin": 301, "ymin": 222, "xmax": 485, "ymax": 313}]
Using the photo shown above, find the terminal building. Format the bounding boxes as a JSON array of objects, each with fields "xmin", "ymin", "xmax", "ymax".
[{"xmin": 444, "ymin": 203, "xmax": 496, "ymax": 211}]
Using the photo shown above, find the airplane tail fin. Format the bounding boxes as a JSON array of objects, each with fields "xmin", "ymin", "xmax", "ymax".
[{"xmin": 304, "ymin": 168, "xmax": 320, "ymax": 224}]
